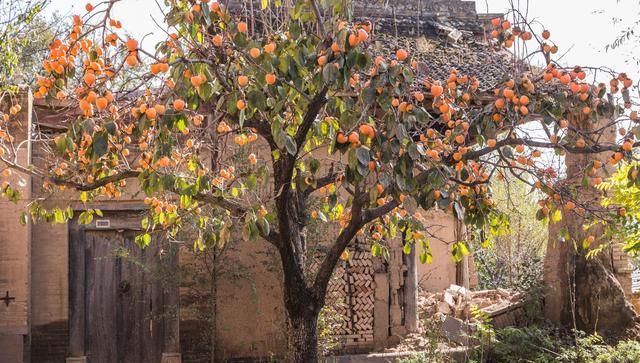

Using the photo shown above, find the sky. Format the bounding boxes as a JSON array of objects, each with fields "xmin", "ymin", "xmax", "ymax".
[
  {"xmin": 482, "ymin": 0, "xmax": 640, "ymax": 75},
  {"xmin": 44, "ymin": 0, "xmax": 640, "ymax": 77}
]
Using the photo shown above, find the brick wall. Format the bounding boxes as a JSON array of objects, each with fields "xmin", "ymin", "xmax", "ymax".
[
  {"xmin": 0, "ymin": 90, "xmax": 32, "ymax": 363},
  {"xmin": 612, "ymin": 243, "xmax": 633, "ymax": 296},
  {"xmin": 29, "ymin": 222, "xmax": 69, "ymax": 363},
  {"xmin": 30, "ymin": 320, "xmax": 68, "ymax": 363}
]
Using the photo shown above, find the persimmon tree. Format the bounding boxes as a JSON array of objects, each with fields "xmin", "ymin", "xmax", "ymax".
[{"xmin": 1, "ymin": 0, "xmax": 639, "ymax": 361}]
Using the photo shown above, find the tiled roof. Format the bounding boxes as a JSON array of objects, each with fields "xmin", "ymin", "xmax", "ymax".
[
  {"xmin": 370, "ymin": 33, "xmax": 515, "ymax": 92},
  {"xmin": 349, "ymin": 1, "xmax": 514, "ymax": 91},
  {"xmin": 226, "ymin": 1, "xmax": 512, "ymax": 90}
]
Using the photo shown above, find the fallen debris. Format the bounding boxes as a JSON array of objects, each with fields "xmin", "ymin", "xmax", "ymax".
[
  {"xmin": 391, "ymin": 285, "xmax": 527, "ymax": 352},
  {"xmin": 420, "ymin": 284, "xmax": 524, "ymax": 324}
]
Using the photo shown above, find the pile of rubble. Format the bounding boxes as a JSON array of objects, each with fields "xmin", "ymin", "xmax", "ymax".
[
  {"xmin": 391, "ymin": 285, "xmax": 527, "ymax": 351},
  {"xmin": 419, "ymin": 285, "xmax": 527, "ymax": 345},
  {"xmin": 420, "ymin": 284, "xmax": 525, "ymax": 325}
]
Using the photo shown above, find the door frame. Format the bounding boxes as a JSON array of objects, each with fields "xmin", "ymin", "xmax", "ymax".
[{"xmin": 67, "ymin": 209, "xmax": 180, "ymax": 361}]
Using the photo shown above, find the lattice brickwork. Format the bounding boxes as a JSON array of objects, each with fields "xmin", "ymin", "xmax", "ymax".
[{"xmin": 323, "ymin": 243, "xmax": 376, "ymax": 350}]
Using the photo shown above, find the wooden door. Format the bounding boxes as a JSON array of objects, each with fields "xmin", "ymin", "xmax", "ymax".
[{"xmin": 83, "ymin": 230, "xmax": 165, "ymax": 363}]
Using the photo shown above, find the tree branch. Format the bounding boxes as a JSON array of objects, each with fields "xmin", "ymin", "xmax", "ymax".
[
  {"xmin": 294, "ymin": 86, "xmax": 329, "ymax": 154},
  {"xmin": 310, "ymin": 0, "xmax": 325, "ymax": 37},
  {"xmin": 464, "ymin": 137, "xmax": 624, "ymax": 162},
  {"xmin": 313, "ymin": 182, "xmax": 365, "ymax": 300},
  {"xmin": 303, "ymin": 167, "xmax": 338, "ymax": 198},
  {"xmin": 312, "ymin": 209, "xmax": 363, "ymax": 300},
  {"xmin": 274, "ymin": 85, "xmax": 328, "ymax": 195},
  {"xmin": 52, "ymin": 170, "xmax": 140, "ymax": 191}
]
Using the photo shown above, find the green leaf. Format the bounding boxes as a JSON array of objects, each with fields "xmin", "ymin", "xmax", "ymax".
[
  {"xmin": 78, "ymin": 211, "xmax": 93, "ymax": 225},
  {"xmin": 284, "ymin": 135, "xmax": 297, "ymax": 155},
  {"xmin": 248, "ymin": 90, "xmax": 266, "ymax": 110},
  {"xmin": 371, "ymin": 243, "xmax": 380, "ymax": 257},
  {"xmin": 53, "ymin": 208, "xmax": 65, "ymax": 224},
  {"xmin": 176, "ymin": 117, "xmax": 187, "ymax": 133},
  {"xmin": 356, "ymin": 147, "xmax": 370, "ymax": 165},
  {"xmin": 79, "ymin": 191, "xmax": 87, "ymax": 203},
  {"xmin": 322, "ymin": 63, "xmax": 338, "ymax": 84},
  {"xmin": 257, "ymin": 217, "xmax": 270, "ymax": 236},
  {"xmin": 419, "ymin": 249, "xmax": 433, "ymax": 264},
  {"xmin": 91, "ymin": 133, "xmax": 108, "ymax": 160},
  {"xmin": 197, "ymin": 82, "xmax": 214, "ymax": 101},
  {"xmin": 135, "ymin": 233, "xmax": 152, "ymax": 248},
  {"xmin": 451, "ymin": 241, "xmax": 470, "ymax": 262},
  {"xmin": 403, "ymin": 196, "xmax": 418, "ymax": 214},
  {"xmin": 19, "ymin": 212, "xmax": 28, "ymax": 226},
  {"xmin": 403, "ymin": 242, "xmax": 412, "ymax": 255}
]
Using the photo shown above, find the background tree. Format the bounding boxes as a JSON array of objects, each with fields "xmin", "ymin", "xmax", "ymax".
[
  {"xmin": 0, "ymin": 1, "xmax": 638, "ymax": 361},
  {"xmin": 473, "ymin": 176, "xmax": 547, "ymax": 292},
  {"xmin": 0, "ymin": 0, "xmax": 57, "ymax": 87},
  {"xmin": 593, "ymin": 162, "xmax": 640, "ymax": 253}
]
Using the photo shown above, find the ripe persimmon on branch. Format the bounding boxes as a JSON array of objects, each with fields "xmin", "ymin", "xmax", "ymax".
[{"xmin": 0, "ymin": 0, "xmax": 637, "ymax": 361}]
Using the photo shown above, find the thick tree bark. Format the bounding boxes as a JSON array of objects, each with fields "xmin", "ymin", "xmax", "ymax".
[
  {"xmin": 544, "ymin": 113, "xmax": 638, "ymax": 338},
  {"xmin": 274, "ymin": 183, "xmax": 323, "ymax": 363},
  {"xmin": 547, "ymin": 211, "xmax": 638, "ymax": 336},
  {"xmin": 287, "ymin": 307, "xmax": 320, "ymax": 363},
  {"xmin": 279, "ymin": 238, "xmax": 322, "ymax": 363},
  {"xmin": 574, "ymin": 255, "xmax": 637, "ymax": 335}
]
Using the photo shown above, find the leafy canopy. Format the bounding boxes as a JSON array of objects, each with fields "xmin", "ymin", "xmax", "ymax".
[{"xmin": 0, "ymin": 0, "xmax": 637, "ymax": 266}]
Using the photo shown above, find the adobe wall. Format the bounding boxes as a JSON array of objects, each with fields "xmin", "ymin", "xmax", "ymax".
[
  {"xmin": 198, "ymin": 213, "xmax": 466, "ymax": 360},
  {"xmin": 415, "ymin": 209, "xmax": 460, "ymax": 292},
  {"xmin": 4, "ymin": 89, "xmax": 477, "ymax": 363},
  {"xmin": 19, "ymin": 158, "xmax": 471, "ymax": 362}
]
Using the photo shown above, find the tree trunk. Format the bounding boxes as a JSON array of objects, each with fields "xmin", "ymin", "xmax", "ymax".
[
  {"xmin": 544, "ymin": 113, "xmax": 638, "ymax": 338},
  {"xmin": 287, "ymin": 310, "xmax": 320, "ymax": 363},
  {"xmin": 280, "ymin": 251, "xmax": 322, "ymax": 363},
  {"xmin": 574, "ymin": 254, "xmax": 637, "ymax": 335}
]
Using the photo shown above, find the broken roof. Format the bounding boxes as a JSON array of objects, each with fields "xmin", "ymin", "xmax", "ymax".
[
  {"xmin": 351, "ymin": 0, "xmax": 514, "ymax": 91},
  {"xmin": 371, "ymin": 33, "xmax": 515, "ymax": 92},
  {"xmin": 352, "ymin": 0, "xmax": 487, "ymax": 37},
  {"xmin": 226, "ymin": 0, "xmax": 513, "ymax": 90}
]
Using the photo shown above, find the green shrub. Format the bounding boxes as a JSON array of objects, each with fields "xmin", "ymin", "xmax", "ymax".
[
  {"xmin": 555, "ymin": 334, "xmax": 640, "ymax": 363},
  {"xmin": 479, "ymin": 326, "xmax": 564, "ymax": 363},
  {"xmin": 396, "ymin": 352, "xmax": 454, "ymax": 363},
  {"xmin": 472, "ymin": 326, "xmax": 640, "ymax": 363}
]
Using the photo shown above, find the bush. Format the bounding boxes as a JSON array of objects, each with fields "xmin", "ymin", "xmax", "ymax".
[
  {"xmin": 555, "ymin": 334, "xmax": 640, "ymax": 363},
  {"xmin": 472, "ymin": 326, "xmax": 640, "ymax": 363},
  {"xmin": 482, "ymin": 326, "xmax": 566, "ymax": 362},
  {"xmin": 396, "ymin": 352, "xmax": 455, "ymax": 363}
]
